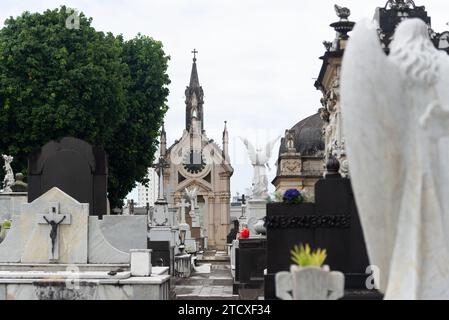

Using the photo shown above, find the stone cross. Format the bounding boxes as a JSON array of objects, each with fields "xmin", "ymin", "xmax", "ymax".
[
  {"xmin": 154, "ymin": 157, "xmax": 167, "ymax": 200},
  {"xmin": 38, "ymin": 202, "xmax": 71, "ymax": 261},
  {"xmin": 237, "ymin": 194, "xmax": 246, "ymax": 205},
  {"xmin": 192, "ymin": 48, "xmax": 198, "ymax": 61},
  {"xmin": 237, "ymin": 194, "xmax": 246, "ymax": 219}
]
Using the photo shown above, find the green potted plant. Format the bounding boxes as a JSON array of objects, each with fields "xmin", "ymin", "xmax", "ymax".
[
  {"xmin": 0, "ymin": 219, "xmax": 12, "ymax": 242},
  {"xmin": 275, "ymin": 243, "xmax": 344, "ymax": 300},
  {"xmin": 2, "ymin": 220, "xmax": 11, "ymax": 229}
]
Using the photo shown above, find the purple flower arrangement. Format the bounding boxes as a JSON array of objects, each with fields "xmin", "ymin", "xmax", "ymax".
[{"xmin": 283, "ymin": 189, "xmax": 304, "ymax": 204}]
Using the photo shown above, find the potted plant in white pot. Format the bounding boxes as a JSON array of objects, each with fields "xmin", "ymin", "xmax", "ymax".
[{"xmin": 275, "ymin": 244, "xmax": 344, "ymax": 300}]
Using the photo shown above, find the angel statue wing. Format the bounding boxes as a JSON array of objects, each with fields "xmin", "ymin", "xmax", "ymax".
[
  {"xmin": 239, "ymin": 137, "xmax": 257, "ymax": 164},
  {"xmin": 184, "ymin": 187, "xmax": 198, "ymax": 203},
  {"xmin": 341, "ymin": 18, "xmax": 449, "ymax": 299},
  {"xmin": 184, "ymin": 188, "xmax": 191, "ymax": 199},
  {"xmin": 263, "ymin": 136, "xmax": 281, "ymax": 170}
]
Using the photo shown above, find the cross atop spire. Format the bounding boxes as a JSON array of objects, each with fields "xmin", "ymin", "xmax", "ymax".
[
  {"xmin": 186, "ymin": 49, "xmax": 204, "ymax": 131},
  {"xmin": 189, "ymin": 49, "xmax": 200, "ymax": 88},
  {"xmin": 192, "ymin": 48, "xmax": 198, "ymax": 62}
]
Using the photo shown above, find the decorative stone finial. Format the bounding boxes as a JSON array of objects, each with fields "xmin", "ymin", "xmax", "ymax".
[
  {"xmin": 385, "ymin": 0, "xmax": 416, "ymax": 10},
  {"xmin": 330, "ymin": 5, "xmax": 355, "ymax": 44},
  {"xmin": 325, "ymin": 155, "xmax": 341, "ymax": 178},
  {"xmin": 323, "ymin": 41, "xmax": 333, "ymax": 52},
  {"xmin": 285, "ymin": 130, "xmax": 296, "ymax": 153},
  {"xmin": 335, "ymin": 4, "xmax": 351, "ymax": 21}
]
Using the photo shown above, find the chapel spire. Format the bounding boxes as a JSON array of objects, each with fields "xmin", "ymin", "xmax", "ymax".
[
  {"xmin": 189, "ymin": 49, "xmax": 200, "ymax": 88},
  {"xmin": 185, "ymin": 49, "xmax": 204, "ymax": 132}
]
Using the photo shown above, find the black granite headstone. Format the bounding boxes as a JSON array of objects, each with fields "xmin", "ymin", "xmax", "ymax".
[
  {"xmin": 233, "ymin": 237, "xmax": 266, "ymax": 298},
  {"xmin": 148, "ymin": 241, "xmax": 174, "ymax": 271},
  {"xmin": 264, "ymin": 176, "xmax": 380, "ymax": 300},
  {"xmin": 27, "ymin": 137, "xmax": 108, "ymax": 217},
  {"xmin": 148, "ymin": 240, "xmax": 175, "ymax": 293}
]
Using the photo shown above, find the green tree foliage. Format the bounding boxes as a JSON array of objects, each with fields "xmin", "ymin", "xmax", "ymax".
[{"xmin": 0, "ymin": 6, "xmax": 170, "ymax": 208}]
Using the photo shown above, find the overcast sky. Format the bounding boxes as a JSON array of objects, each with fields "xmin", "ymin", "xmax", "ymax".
[{"xmin": 2, "ymin": 0, "xmax": 449, "ymax": 201}]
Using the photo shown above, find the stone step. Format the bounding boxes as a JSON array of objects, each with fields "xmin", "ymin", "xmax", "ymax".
[
  {"xmin": 210, "ymin": 264, "xmax": 231, "ymax": 271},
  {"xmin": 197, "ymin": 256, "xmax": 230, "ymax": 263},
  {"xmin": 0, "ymin": 263, "xmax": 130, "ymax": 272}
]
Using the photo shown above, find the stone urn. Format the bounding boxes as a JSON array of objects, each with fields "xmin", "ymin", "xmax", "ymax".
[
  {"xmin": 275, "ymin": 264, "xmax": 344, "ymax": 300},
  {"xmin": 253, "ymin": 218, "xmax": 266, "ymax": 235}
]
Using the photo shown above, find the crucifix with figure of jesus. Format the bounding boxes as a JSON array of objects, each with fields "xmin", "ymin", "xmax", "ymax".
[{"xmin": 38, "ymin": 202, "xmax": 71, "ymax": 261}]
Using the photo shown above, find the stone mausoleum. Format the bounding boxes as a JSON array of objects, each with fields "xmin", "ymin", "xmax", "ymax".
[{"xmin": 272, "ymin": 114, "xmax": 325, "ymax": 197}]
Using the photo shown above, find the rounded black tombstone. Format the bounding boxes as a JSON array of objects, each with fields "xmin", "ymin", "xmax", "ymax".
[{"xmin": 27, "ymin": 137, "xmax": 108, "ymax": 217}]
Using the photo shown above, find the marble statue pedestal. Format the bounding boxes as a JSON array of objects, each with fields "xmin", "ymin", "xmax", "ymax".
[{"xmin": 246, "ymin": 199, "xmax": 267, "ymax": 237}]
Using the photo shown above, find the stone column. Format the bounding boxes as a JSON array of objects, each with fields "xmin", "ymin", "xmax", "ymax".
[
  {"xmin": 207, "ymin": 194, "xmax": 216, "ymax": 248},
  {"xmin": 219, "ymin": 193, "xmax": 231, "ymax": 249}
]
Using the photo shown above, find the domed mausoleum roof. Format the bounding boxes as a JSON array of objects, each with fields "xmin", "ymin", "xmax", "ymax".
[{"xmin": 278, "ymin": 113, "xmax": 325, "ymax": 158}]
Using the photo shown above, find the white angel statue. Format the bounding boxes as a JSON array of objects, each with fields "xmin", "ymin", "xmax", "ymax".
[
  {"xmin": 184, "ymin": 187, "xmax": 198, "ymax": 212},
  {"xmin": 2, "ymin": 155, "xmax": 14, "ymax": 193},
  {"xmin": 341, "ymin": 18, "xmax": 449, "ymax": 299},
  {"xmin": 240, "ymin": 136, "xmax": 280, "ymax": 199}
]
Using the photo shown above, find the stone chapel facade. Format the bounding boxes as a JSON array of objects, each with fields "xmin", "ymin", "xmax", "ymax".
[{"xmin": 158, "ymin": 54, "xmax": 233, "ymax": 250}]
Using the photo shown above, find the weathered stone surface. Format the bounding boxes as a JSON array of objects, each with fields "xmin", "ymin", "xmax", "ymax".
[
  {"xmin": 184, "ymin": 239, "xmax": 197, "ymax": 253},
  {"xmin": 230, "ymin": 240, "xmax": 238, "ymax": 270},
  {"xmin": 148, "ymin": 227, "xmax": 178, "ymax": 249},
  {"xmin": 0, "ymin": 270, "xmax": 171, "ymax": 300},
  {"xmin": 0, "ymin": 193, "xmax": 27, "ymax": 221},
  {"xmin": 0, "ymin": 214, "xmax": 21, "ymax": 262},
  {"xmin": 0, "ymin": 284, "xmax": 5, "ymax": 300},
  {"xmin": 5, "ymin": 187, "xmax": 89, "ymax": 264},
  {"xmin": 175, "ymin": 254, "xmax": 192, "ymax": 278},
  {"xmin": 88, "ymin": 217, "xmax": 130, "ymax": 264},
  {"xmin": 99, "ymin": 215, "xmax": 147, "ymax": 253},
  {"xmin": 130, "ymin": 249, "xmax": 152, "ymax": 277}
]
